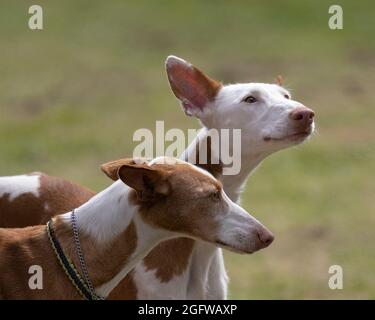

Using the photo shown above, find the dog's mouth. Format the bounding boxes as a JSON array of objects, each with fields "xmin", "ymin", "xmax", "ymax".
[
  {"xmin": 215, "ymin": 240, "xmax": 253, "ymax": 255},
  {"xmin": 264, "ymin": 129, "xmax": 312, "ymax": 142}
]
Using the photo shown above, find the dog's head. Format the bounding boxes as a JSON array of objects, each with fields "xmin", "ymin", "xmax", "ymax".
[
  {"xmin": 101, "ymin": 156, "xmax": 274, "ymax": 254},
  {"xmin": 166, "ymin": 55, "xmax": 315, "ymax": 155}
]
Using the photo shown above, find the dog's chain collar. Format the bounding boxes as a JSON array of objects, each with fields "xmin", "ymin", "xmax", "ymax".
[
  {"xmin": 46, "ymin": 217, "xmax": 104, "ymax": 300},
  {"xmin": 71, "ymin": 209, "xmax": 96, "ymax": 297}
]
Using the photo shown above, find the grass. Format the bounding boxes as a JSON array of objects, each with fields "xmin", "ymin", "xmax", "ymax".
[{"xmin": 0, "ymin": 0, "xmax": 374, "ymax": 298}]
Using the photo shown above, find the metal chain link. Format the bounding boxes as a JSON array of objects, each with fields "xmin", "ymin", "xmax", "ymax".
[{"xmin": 70, "ymin": 209, "xmax": 97, "ymax": 297}]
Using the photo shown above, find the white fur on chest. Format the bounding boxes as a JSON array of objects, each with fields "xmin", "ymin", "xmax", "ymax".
[{"xmin": 133, "ymin": 261, "xmax": 190, "ymax": 300}]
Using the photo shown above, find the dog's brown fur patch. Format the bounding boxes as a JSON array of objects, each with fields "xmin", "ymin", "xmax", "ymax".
[
  {"xmin": 193, "ymin": 135, "xmax": 223, "ymax": 179},
  {"xmin": 54, "ymin": 217, "xmax": 138, "ymax": 288},
  {"xmin": 0, "ymin": 222, "xmax": 85, "ymax": 299},
  {"xmin": 107, "ymin": 269, "xmax": 138, "ymax": 299},
  {"xmin": 0, "ymin": 216, "xmax": 138, "ymax": 299},
  {"xmin": 0, "ymin": 173, "xmax": 95, "ymax": 228},
  {"xmin": 143, "ymin": 238, "xmax": 195, "ymax": 282}
]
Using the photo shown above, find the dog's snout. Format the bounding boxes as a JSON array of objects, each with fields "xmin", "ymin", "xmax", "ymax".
[
  {"xmin": 257, "ymin": 227, "xmax": 274, "ymax": 248},
  {"xmin": 289, "ymin": 107, "xmax": 315, "ymax": 125}
]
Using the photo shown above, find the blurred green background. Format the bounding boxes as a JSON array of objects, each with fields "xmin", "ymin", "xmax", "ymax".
[{"xmin": 0, "ymin": 0, "xmax": 374, "ymax": 299}]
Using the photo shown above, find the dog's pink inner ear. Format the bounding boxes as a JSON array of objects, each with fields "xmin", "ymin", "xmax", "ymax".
[{"xmin": 167, "ymin": 59, "xmax": 222, "ymax": 110}]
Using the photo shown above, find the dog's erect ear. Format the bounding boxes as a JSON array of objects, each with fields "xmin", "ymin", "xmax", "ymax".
[
  {"xmin": 275, "ymin": 75, "xmax": 284, "ymax": 86},
  {"xmin": 165, "ymin": 55, "xmax": 222, "ymax": 117},
  {"xmin": 100, "ymin": 158, "xmax": 152, "ymax": 181},
  {"xmin": 118, "ymin": 164, "xmax": 170, "ymax": 198}
]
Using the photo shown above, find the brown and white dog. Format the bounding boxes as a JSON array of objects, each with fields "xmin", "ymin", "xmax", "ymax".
[
  {"xmin": 0, "ymin": 157, "xmax": 273, "ymax": 299},
  {"xmin": 0, "ymin": 56, "xmax": 314, "ymax": 299}
]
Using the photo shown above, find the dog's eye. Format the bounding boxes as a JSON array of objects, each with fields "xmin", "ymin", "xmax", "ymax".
[
  {"xmin": 210, "ymin": 191, "xmax": 221, "ymax": 201},
  {"xmin": 284, "ymin": 94, "xmax": 290, "ymax": 99},
  {"xmin": 244, "ymin": 96, "xmax": 257, "ymax": 103}
]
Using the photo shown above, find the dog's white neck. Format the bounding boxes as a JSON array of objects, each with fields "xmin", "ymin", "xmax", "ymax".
[
  {"xmin": 221, "ymin": 151, "xmax": 266, "ymax": 201},
  {"xmin": 72, "ymin": 181, "xmax": 135, "ymax": 243},
  {"xmin": 183, "ymin": 127, "xmax": 267, "ymax": 202},
  {"xmin": 180, "ymin": 126, "xmax": 269, "ymax": 299},
  {"xmin": 60, "ymin": 181, "xmax": 176, "ymax": 298}
]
